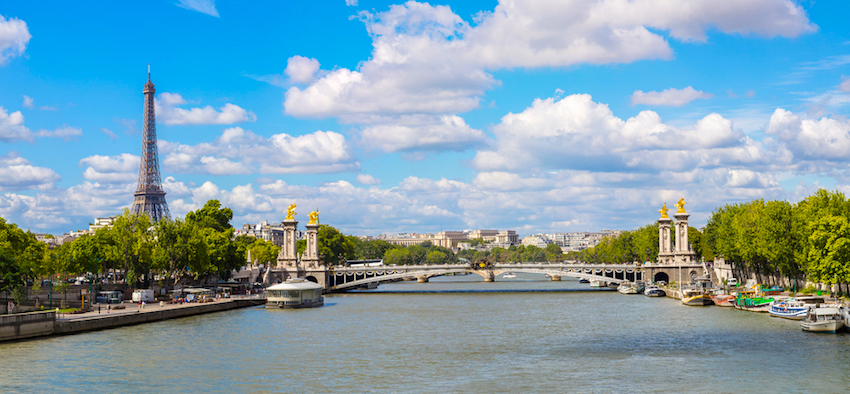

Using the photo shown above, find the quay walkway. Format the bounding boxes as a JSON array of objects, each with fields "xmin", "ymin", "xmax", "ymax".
[{"xmin": 1, "ymin": 295, "xmax": 266, "ymax": 342}]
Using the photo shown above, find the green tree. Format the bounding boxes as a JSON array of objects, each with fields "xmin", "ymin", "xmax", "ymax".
[
  {"xmin": 426, "ymin": 250, "xmax": 448, "ymax": 265},
  {"xmin": 384, "ymin": 248, "xmax": 412, "ymax": 265},
  {"xmin": 687, "ymin": 226, "xmax": 702, "ymax": 259},
  {"xmin": 807, "ymin": 215, "xmax": 850, "ymax": 287},
  {"xmin": 185, "ymin": 200, "xmax": 233, "ymax": 232},
  {"xmin": 152, "ymin": 217, "xmax": 197, "ymax": 286},
  {"xmin": 249, "ymin": 239, "xmax": 280, "ymax": 266},
  {"xmin": 106, "ymin": 209, "xmax": 155, "ymax": 285},
  {"xmin": 317, "ymin": 225, "xmax": 355, "ymax": 265},
  {"xmin": 545, "ymin": 243, "xmax": 563, "ymax": 261},
  {"xmin": 407, "ymin": 245, "xmax": 428, "ymax": 264},
  {"xmin": 296, "ymin": 239, "xmax": 306, "ymax": 257}
]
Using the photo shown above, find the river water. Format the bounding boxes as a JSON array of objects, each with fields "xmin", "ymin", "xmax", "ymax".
[{"xmin": 2, "ymin": 273, "xmax": 849, "ymax": 393}]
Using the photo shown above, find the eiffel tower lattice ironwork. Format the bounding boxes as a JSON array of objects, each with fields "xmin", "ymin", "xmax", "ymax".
[{"xmin": 130, "ymin": 65, "xmax": 171, "ymax": 222}]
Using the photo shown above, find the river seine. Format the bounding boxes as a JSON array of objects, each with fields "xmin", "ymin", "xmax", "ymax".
[{"xmin": 2, "ymin": 273, "xmax": 849, "ymax": 393}]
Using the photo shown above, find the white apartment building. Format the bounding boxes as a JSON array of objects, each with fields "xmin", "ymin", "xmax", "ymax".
[
  {"xmin": 521, "ymin": 234, "xmax": 553, "ymax": 248},
  {"xmin": 236, "ymin": 220, "xmax": 302, "ymax": 247}
]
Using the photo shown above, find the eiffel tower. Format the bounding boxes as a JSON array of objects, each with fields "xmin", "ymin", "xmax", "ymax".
[{"xmin": 130, "ymin": 65, "xmax": 171, "ymax": 222}]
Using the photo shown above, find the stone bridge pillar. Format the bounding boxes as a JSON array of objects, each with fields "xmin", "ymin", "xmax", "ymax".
[
  {"xmin": 277, "ymin": 218, "xmax": 299, "ymax": 268},
  {"xmin": 481, "ymin": 271, "xmax": 495, "ymax": 282},
  {"xmin": 549, "ymin": 275, "xmax": 561, "ymax": 281},
  {"xmin": 658, "ymin": 216, "xmax": 673, "ymax": 265},
  {"xmin": 302, "ymin": 222, "xmax": 320, "ymax": 269},
  {"xmin": 416, "ymin": 276, "xmax": 429, "ymax": 283}
]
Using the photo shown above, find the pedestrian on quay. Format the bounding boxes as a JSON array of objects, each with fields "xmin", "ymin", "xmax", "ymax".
[
  {"xmin": 107, "ymin": 304, "xmax": 110, "ymax": 313},
  {"xmin": 142, "ymin": 300, "xmax": 146, "ymax": 309}
]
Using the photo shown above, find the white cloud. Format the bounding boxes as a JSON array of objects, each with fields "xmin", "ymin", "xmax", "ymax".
[
  {"xmin": 356, "ymin": 174, "xmax": 380, "ymax": 185},
  {"xmin": 79, "ymin": 154, "xmax": 140, "ymax": 173},
  {"xmin": 100, "ymin": 127, "xmax": 118, "ymax": 140},
  {"xmin": 765, "ymin": 108, "xmax": 850, "ymax": 161},
  {"xmin": 198, "ymin": 156, "xmax": 252, "ymax": 175},
  {"xmin": 0, "ymin": 152, "xmax": 60, "ymax": 191},
  {"xmin": 78, "ymin": 154, "xmax": 139, "ymax": 184},
  {"xmin": 839, "ymin": 78, "xmax": 850, "ymax": 93},
  {"xmin": 359, "ymin": 114, "xmax": 485, "ymax": 152},
  {"xmin": 472, "ymin": 94, "xmax": 750, "ymax": 173},
  {"xmin": 34, "ymin": 125, "xmax": 82, "ymax": 141},
  {"xmin": 22, "ymin": 95, "xmax": 33, "ymax": 109},
  {"xmin": 473, "ymin": 172, "xmax": 550, "ymax": 191},
  {"xmin": 1, "ymin": 107, "xmax": 82, "ymax": 142},
  {"xmin": 0, "ymin": 15, "xmax": 31, "ymax": 65},
  {"xmin": 0, "ymin": 106, "xmax": 32, "ymax": 142},
  {"xmin": 176, "ymin": 0, "xmax": 220, "ymax": 17},
  {"xmin": 156, "ymin": 92, "xmax": 256, "ymax": 125},
  {"xmin": 630, "ymin": 86, "xmax": 714, "ymax": 107},
  {"xmin": 284, "ymin": 56, "xmax": 321, "ymax": 84},
  {"xmin": 281, "ymin": 1, "xmax": 811, "ymax": 153},
  {"xmin": 160, "ymin": 126, "xmax": 359, "ymax": 175},
  {"xmin": 345, "ymin": 0, "xmax": 358, "ymax": 6}
]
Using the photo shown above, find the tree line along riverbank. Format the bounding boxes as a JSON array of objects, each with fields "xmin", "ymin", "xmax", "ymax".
[{"xmin": 573, "ymin": 189, "xmax": 850, "ymax": 295}]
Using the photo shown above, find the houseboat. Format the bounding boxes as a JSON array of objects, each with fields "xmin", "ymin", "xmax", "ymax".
[{"xmin": 266, "ymin": 278, "xmax": 324, "ymax": 309}]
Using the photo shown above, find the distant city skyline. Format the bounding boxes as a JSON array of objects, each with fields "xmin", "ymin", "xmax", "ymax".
[{"xmin": 1, "ymin": 1, "xmax": 849, "ymax": 236}]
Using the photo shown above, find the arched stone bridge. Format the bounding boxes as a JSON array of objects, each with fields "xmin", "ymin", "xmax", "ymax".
[{"xmin": 327, "ymin": 262, "xmax": 644, "ymax": 291}]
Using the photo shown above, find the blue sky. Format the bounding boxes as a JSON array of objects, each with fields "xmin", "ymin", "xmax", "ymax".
[{"xmin": 1, "ymin": 0, "xmax": 850, "ymax": 237}]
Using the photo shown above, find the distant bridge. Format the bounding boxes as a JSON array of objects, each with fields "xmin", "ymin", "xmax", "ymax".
[{"xmin": 328, "ymin": 262, "xmax": 644, "ymax": 291}]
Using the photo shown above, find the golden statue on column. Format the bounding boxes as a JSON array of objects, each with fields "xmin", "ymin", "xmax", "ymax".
[
  {"xmin": 658, "ymin": 202, "xmax": 669, "ymax": 219},
  {"xmin": 308, "ymin": 209, "xmax": 320, "ymax": 224},
  {"xmin": 674, "ymin": 198, "xmax": 687, "ymax": 213},
  {"xmin": 285, "ymin": 204, "xmax": 297, "ymax": 220}
]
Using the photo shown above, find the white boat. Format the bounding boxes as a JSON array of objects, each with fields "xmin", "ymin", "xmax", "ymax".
[
  {"xmin": 617, "ymin": 282, "xmax": 638, "ymax": 294},
  {"xmin": 589, "ymin": 279, "xmax": 604, "ymax": 288},
  {"xmin": 502, "ymin": 272, "xmax": 517, "ymax": 279},
  {"xmin": 644, "ymin": 284, "xmax": 665, "ymax": 297},
  {"xmin": 768, "ymin": 296, "xmax": 825, "ymax": 320},
  {"xmin": 265, "ymin": 278, "xmax": 324, "ymax": 309},
  {"xmin": 801, "ymin": 306, "xmax": 844, "ymax": 333}
]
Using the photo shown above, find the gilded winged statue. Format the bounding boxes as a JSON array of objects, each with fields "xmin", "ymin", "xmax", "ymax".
[
  {"xmin": 285, "ymin": 204, "xmax": 297, "ymax": 220},
  {"xmin": 658, "ymin": 202, "xmax": 669, "ymax": 219},
  {"xmin": 308, "ymin": 210, "xmax": 320, "ymax": 224},
  {"xmin": 674, "ymin": 198, "xmax": 687, "ymax": 213}
]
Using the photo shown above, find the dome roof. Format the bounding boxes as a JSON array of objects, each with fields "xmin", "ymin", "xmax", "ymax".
[{"xmin": 267, "ymin": 278, "xmax": 323, "ymax": 291}]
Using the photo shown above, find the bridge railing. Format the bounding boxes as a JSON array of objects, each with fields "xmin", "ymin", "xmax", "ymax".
[{"xmin": 330, "ymin": 262, "xmax": 641, "ymax": 272}]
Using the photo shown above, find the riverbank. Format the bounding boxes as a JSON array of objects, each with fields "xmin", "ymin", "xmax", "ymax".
[{"xmin": 1, "ymin": 297, "xmax": 265, "ymax": 342}]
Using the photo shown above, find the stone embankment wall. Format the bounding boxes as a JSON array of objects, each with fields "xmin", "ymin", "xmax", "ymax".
[
  {"xmin": 54, "ymin": 299, "xmax": 263, "ymax": 335},
  {"xmin": 1, "ymin": 299, "xmax": 263, "ymax": 342},
  {"xmin": 0, "ymin": 311, "xmax": 56, "ymax": 341}
]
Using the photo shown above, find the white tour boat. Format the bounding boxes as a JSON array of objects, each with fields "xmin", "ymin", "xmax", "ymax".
[
  {"xmin": 801, "ymin": 306, "xmax": 844, "ymax": 333},
  {"xmin": 644, "ymin": 284, "xmax": 666, "ymax": 297},
  {"xmin": 617, "ymin": 282, "xmax": 639, "ymax": 294},
  {"xmin": 768, "ymin": 297, "xmax": 825, "ymax": 320},
  {"xmin": 502, "ymin": 272, "xmax": 517, "ymax": 279},
  {"xmin": 266, "ymin": 278, "xmax": 324, "ymax": 309}
]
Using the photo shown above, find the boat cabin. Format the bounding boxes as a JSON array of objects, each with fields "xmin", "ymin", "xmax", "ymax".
[{"xmin": 266, "ymin": 278, "xmax": 324, "ymax": 309}]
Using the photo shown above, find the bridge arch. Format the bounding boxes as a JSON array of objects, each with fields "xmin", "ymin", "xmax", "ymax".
[
  {"xmin": 305, "ymin": 276, "xmax": 318, "ymax": 283},
  {"xmin": 653, "ymin": 272, "xmax": 669, "ymax": 283}
]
